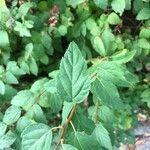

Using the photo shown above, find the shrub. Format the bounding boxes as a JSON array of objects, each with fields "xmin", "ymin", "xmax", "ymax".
[{"xmin": 0, "ymin": 0, "xmax": 150, "ymax": 149}]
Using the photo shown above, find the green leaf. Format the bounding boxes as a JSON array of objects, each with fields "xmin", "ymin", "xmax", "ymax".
[
  {"xmin": 97, "ymin": 61, "xmax": 133, "ymax": 87},
  {"xmin": 0, "ymin": 80, "xmax": 5, "ymax": 95},
  {"xmin": 56, "ymin": 42, "xmax": 91, "ymax": 103},
  {"xmin": 92, "ymin": 36, "xmax": 106, "ymax": 56},
  {"xmin": 11, "ymin": 90, "xmax": 34, "ymax": 111},
  {"xmin": 61, "ymin": 144, "xmax": 78, "ymax": 150},
  {"xmin": 72, "ymin": 112, "xmax": 95, "ymax": 134},
  {"xmin": 26, "ymin": 104, "xmax": 47, "ymax": 124},
  {"xmin": 141, "ymin": 89, "xmax": 150, "ymax": 108},
  {"xmin": 136, "ymin": 8, "xmax": 150, "ymax": 20},
  {"xmin": 6, "ymin": 61, "xmax": 25, "ymax": 76},
  {"xmin": 125, "ymin": 0, "xmax": 131, "ymax": 10},
  {"xmin": 93, "ymin": 0, "xmax": 108, "ymax": 9},
  {"xmin": 28, "ymin": 57, "xmax": 38, "ymax": 76},
  {"xmin": 111, "ymin": 0, "xmax": 125, "ymax": 15},
  {"xmin": 0, "ymin": 131, "xmax": 16, "ymax": 149},
  {"xmin": 93, "ymin": 123, "xmax": 112, "ymax": 150},
  {"xmin": 62, "ymin": 101, "xmax": 73, "ymax": 124},
  {"xmin": 0, "ymin": 121, "xmax": 7, "ymax": 136},
  {"xmin": 99, "ymin": 106, "xmax": 115, "ymax": 123},
  {"xmin": 91, "ymin": 78, "xmax": 123, "ymax": 109},
  {"xmin": 30, "ymin": 78, "xmax": 49, "ymax": 93},
  {"xmin": 111, "ymin": 49, "xmax": 136, "ymax": 64},
  {"xmin": 16, "ymin": 2, "xmax": 34, "ymax": 19},
  {"xmin": 21, "ymin": 123, "xmax": 52, "ymax": 150},
  {"xmin": 139, "ymin": 28, "xmax": 150, "ymax": 39},
  {"xmin": 58, "ymin": 25, "xmax": 68, "ymax": 36},
  {"xmin": 3, "ymin": 105, "xmax": 21, "ymax": 125},
  {"xmin": 101, "ymin": 29, "xmax": 115, "ymax": 53},
  {"xmin": 66, "ymin": 0, "xmax": 86, "ymax": 8},
  {"xmin": 72, "ymin": 132, "xmax": 100, "ymax": 150},
  {"xmin": 17, "ymin": 117, "xmax": 33, "ymax": 133},
  {"xmin": 138, "ymin": 38, "xmax": 150, "ymax": 49},
  {"xmin": 107, "ymin": 12, "xmax": 122, "ymax": 25},
  {"xmin": 5, "ymin": 71, "xmax": 18, "ymax": 84},
  {"xmin": 0, "ymin": 30, "xmax": 9, "ymax": 48},
  {"xmin": 41, "ymin": 33, "xmax": 53, "ymax": 55},
  {"xmin": 14, "ymin": 21, "xmax": 31, "ymax": 37}
]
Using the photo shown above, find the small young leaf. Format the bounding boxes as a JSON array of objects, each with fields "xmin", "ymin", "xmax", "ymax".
[
  {"xmin": 5, "ymin": 71, "xmax": 18, "ymax": 84},
  {"xmin": 3, "ymin": 105, "xmax": 21, "ymax": 125},
  {"xmin": 11, "ymin": 90, "xmax": 34, "ymax": 111},
  {"xmin": 56, "ymin": 42, "xmax": 91, "ymax": 103},
  {"xmin": 107, "ymin": 12, "xmax": 122, "ymax": 25},
  {"xmin": 111, "ymin": 0, "xmax": 125, "ymax": 15},
  {"xmin": 136, "ymin": 8, "xmax": 150, "ymax": 20},
  {"xmin": 93, "ymin": 0, "xmax": 108, "ymax": 9},
  {"xmin": 21, "ymin": 123, "xmax": 52, "ymax": 150},
  {"xmin": 16, "ymin": 2, "xmax": 34, "ymax": 19}
]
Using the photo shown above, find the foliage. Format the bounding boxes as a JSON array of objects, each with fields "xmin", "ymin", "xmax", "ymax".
[{"xmin": 0, "ymin": 0, "xmax": 150, "ymax": 149}]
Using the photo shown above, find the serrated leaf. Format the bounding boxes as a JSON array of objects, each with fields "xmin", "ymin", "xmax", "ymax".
[
  {"xmin": 111, "ymin": 49, "xmax": 136, "ymax": 64},
  {"xmin": 61, "ymin": 144, "xmax": 78, "ymax": 150},
  {"xmin": 72, "ymin": 112, "xmax": 95, "ymax": 134},
  {"xmin": 93, "ymin": 123, "xmax": 112, "ymax": 150},
  {"xmin": 97, "ymin": 61, "xmax": 133, "ymax": 87},
  {"xmin": 111, "ymin": 0, "xmax": 125, "ymax": 15},
  {"xmin": 139, "ymin": 28, "xmax": 150, "ymax": 39},
  {"xmin": 0, "ymin": 80, "xmax": 5, "ymax": 95},
  {"xmin": 91, "ymin": 78, "xmax": 123, "ymax": 109},
  {"xmin": 92, "ymin": 36, "xmax": 106, "ymax": 56},
  {"xmin": 93, "ymin": 0, "xmax": 108, "ymax": 9},
  {"xmin": 107, "ymin": 12, "xmax": 122, "ymax": 25},
  {"xmin": 11, "ymin": 90, "xmax": 34, "ymax": 111},
  {"xmin": 56, "ymin": 42, "xmax": 90, "ymax": 103},
  {"xmin": 3, "ymin": 105, "xmax": 21, "ymax": 125},
  {"xmin": 6, "ymin": 61, "xmax": 25, "ymax": 76},
  {"xmin": 16, "ymin": 2, "xmax": 34, "ymax": 19},
  {"xmin": 21, "ymin": 123, "xmax": 52, "ymax": 150},
  {"xmin": 14, "ymin": 21, "xmax": 31, "ymax": 37},
  {"xmin": 16, "ymin": 117, "xmax": 33, "ymax": 133},
  {"xmin": 136, "ymin": 7, "xmax": 150, "ymax": 20},
  {"xmin": 30, "ymin": 78, "xmax": 49, "ymax": 93},
  {"xmin": 0, "ymin": 131, "xmax": 16, "ymax": 149},
  {"xmin": 72, "ymin": 132, "xmax": 100, "ymax": 150},
  {"xmin": 26, "ymin": 104, "xmax": 47, "ymax": 124},
  {"xmin": 138, "ymin": 38, "xmax": 150, "ymax": 49},
  {"xmin": 100, "ymin": 106, "xmax": 115, "ymax": 123},
  {"xmin": 0, "ymin": 121, "xmax": 7, "ymax": 136},
  {"xmin": 5, "ymin": 71, "xmax": 18, "ymax": 84}
]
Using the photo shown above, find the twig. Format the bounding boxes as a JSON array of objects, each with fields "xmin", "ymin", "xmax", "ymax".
[{"xmin": 55, "ymin": 104, "xmax": 76, "ymax": 150}]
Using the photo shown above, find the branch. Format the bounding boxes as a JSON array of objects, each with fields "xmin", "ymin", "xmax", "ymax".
[{"xmin": 55, "ymin": 104, "xmax": 76, "ymax": 150}]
